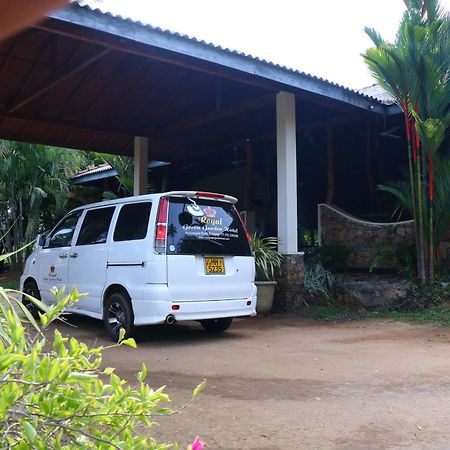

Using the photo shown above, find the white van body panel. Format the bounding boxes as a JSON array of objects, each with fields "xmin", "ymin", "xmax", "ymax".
[
  {"xmin": 20, "ymin": 192, "xmax": 257, "ymax": 330},
  {"xmin": 167, "ymin": 255, "xmax": 254, "ymax": 301}
]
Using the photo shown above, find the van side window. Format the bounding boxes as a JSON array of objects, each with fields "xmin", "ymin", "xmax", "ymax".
[
  {"xmin": 76, "ymin": 207, "xmax": 115, "ymax": 246},
  {"xmin": 113, "ymin": 202, "xmax": 152, "ymax": 242},
  {"xmin": 47, "ymin": 211, "xmax": 82, "ymax": 248}
]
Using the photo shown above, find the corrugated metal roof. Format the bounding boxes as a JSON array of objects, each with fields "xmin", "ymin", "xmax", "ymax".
[
  {"xmin": 358, "ymin": 84, "xmax": 396, "ymax": 105},
  {"xmin": 72, "ymin": 163, "xmax": 113, "ymax": 179},
  {"xmin": 66, "ymin": 1, "xmax": 395, "ymax": 111},
  {"xmin": 72, "ymin": 160, "xmax": 169, "ymax": 184}
]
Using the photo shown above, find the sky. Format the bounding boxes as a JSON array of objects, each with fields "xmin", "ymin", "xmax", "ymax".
[{"xmin": 93, "ymin": 0, "xmax": 450, "ymax": 90}]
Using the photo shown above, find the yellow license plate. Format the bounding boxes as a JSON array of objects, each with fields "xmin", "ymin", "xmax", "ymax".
[{"xmin": 205, "ymin": 257, "xmax": 225, "ymax": 274}]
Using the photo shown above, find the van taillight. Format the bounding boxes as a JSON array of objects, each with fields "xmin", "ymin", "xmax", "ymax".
[{"xmin": 155, "ymin": 197, "xmax": 169, "ymax": 254}]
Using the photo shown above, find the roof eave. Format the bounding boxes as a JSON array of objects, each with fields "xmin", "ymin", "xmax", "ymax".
[{"xmin": 48, "ymin": 5, "xmax": 389, "ymax": 115}]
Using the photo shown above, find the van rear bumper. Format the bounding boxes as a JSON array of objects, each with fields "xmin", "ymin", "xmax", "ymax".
[{"xmin": 132, "ymin": 296, "xmax": 257, "ymax": 326}]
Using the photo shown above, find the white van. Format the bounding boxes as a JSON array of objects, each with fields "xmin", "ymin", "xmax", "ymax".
[{"xmin": 20, "ymin": 191, "xmax": 257, "ymax": 340}]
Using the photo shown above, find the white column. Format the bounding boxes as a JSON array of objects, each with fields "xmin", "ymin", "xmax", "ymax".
[
  {"xmin": 276, "ymin": 91, "xmax": 298, "ymax": 254},
  {"xmin": 133, "ymin": 136, "xmax": 148, "ymax": 196}
]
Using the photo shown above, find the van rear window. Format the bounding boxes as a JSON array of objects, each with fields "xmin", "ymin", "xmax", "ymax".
[{"xmin": 167, "ymin": 197, "xmax": 251, "ymax": 256}]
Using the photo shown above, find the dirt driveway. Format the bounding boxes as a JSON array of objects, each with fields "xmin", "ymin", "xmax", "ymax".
[{"xmin": 55, "ymin": 315, "xmax": 450, "ymax": 450}]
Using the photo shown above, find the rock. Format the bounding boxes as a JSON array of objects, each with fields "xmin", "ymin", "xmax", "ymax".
[{"xmin": 335, "ymin": 273, "xmax": 411, "ymax": 308}]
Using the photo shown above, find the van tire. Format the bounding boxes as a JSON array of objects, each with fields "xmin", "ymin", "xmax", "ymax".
[
  {"xmin": 200, "ymin": 317, "xmax": 233, "ymax": 333},
  {"xmin": 22, "ymin": 279, "xmax": 41, "ymax": 318},
  {"xmin": 103, "ymin": 293, "xmax": 135, "ymax": 342}
]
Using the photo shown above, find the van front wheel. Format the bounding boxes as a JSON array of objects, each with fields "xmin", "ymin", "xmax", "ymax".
[
  {"xmin": 200, "ymin": 317, "xmax": 233, "ymax": 334},
  {"xmin": 104, "ymin": 293, "xmax": 135, "ymax": 342},
  {"xmin": 22, "ymin": 279, "xmax": 41, "ymax": 318}
]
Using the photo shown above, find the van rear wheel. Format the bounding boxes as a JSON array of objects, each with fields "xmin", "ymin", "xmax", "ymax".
[
  {"xmin": 200, "ymin": 317, "xmax": 233, "ymax": 334},
  {"xmin": 103, "ymin": 293, "xmax": 135, "ymax": 342}
]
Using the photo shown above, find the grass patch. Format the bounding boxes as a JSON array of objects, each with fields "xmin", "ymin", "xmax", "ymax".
[
  {"xmin": 0, "ymin": 271, "xmax": 21, "ymax": 290},
  {"xmin": 299, "ymin": 303, "xmax": 450, "ymax": 327},
  {"xmin": 1, "ymin": 279, "xmax": 20, "ymax": 290}
]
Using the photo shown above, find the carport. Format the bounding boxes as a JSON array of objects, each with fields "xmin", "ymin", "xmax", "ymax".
[{"xmin": 0, "ymin": 2, "xmax": 400, "ymax": 305}]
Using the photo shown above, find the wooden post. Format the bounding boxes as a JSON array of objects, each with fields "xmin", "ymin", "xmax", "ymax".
[
  {"xmin": 366, "ymin": 119, "xmax": 374, "ymax": 195},
  {"xmin": 326, "ymin": 124, "xmax": 335, "ymax": 204},
  {"xmin": 162, "ymin": 165, "xmax": 170, "ymax": 192},
  {"xmin": 244, "ymin": 141, "xmax": 253, "ymax": 211}
]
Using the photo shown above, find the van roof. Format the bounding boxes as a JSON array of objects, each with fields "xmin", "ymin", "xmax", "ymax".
[{"xmin": 71, "ymin": 191, "xmax": 238, "ymax": 212}]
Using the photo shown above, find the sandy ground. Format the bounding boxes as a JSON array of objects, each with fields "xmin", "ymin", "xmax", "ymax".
[{"xmin": 52, "ymin": 315, "xmax": 450, "ymax": 450}]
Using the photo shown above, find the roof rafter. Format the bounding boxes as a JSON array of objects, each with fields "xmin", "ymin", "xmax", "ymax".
[
  {"xmin": 7, "ymin": 47, "xmax": 112, "ymax": 113},
  {"xmin": 159, "ymin": 94, "xmax": 275, "ymax": 135}
]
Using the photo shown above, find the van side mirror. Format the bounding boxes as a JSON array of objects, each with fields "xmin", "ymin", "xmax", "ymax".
[{"xmin": 37, "ymin": 234, "xmax": 47, "ymax": 247}]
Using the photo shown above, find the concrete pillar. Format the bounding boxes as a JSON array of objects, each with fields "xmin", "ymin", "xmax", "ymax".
[
  {"xmin": 274, "ymin": 91, "xmax": 304, "ymax": 312},
  {"xmin": 133, "ymin": 136, "xmax": 148, "ymax": 196},
  {"xmin": 276, "ymin": 91, "xmax": 298, "ymax": 254}
]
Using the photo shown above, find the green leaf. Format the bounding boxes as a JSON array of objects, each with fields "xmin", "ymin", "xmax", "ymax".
[
  {"xmin": 21, "ymin": 420, "xmax": 36, "ymax": 444},
  {"xmin": 137, "ymin": 362, "xmax": 147, "ymax": 382},
  {"xmin": 66, "ymin": 372, "xmax": 97, "ymax": 383},
  {"xmin": 121, "ymin": 338, "xmax": 137, "ymax": 348},
  {"xmin": 118, "ymin": 328, "xmax": 126, "ymax": 342},
  {"xmin": 192, "ymin": 379, "xmax": 207, "ymax": 398}
]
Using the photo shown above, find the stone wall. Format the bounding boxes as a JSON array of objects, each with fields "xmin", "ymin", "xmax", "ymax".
[{"xmin": 318, "ymin": 204, "xmax": 414, "ymax": 270}]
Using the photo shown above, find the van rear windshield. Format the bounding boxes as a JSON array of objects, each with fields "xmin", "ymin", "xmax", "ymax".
[{"xmin": 167, "ymin": 197, "xmax": 251, "ymax": 256}]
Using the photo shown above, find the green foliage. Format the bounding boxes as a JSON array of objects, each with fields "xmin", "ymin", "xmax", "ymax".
[
  {"xmin": 102, "ymin": 155, "xmax": 134, "ymax": 199},
  {"xmin": 0, "ymin": 141, "xmax": 87, "ymax": 269},
  {"xmin": 297, "ymin": 298, "xmax": 450, "ymax": 327},
  {"xmin": 369, "ymin": 239, "xmax": 417, "ymax": 279},
  {"xmin": 363, "ymin": 0, "xmax": 450, "ymax": 283},
  {"xmin": 378, "ymin": 156, "xmax": 450, "ymax": 258},
  {"xmin": 305, "ymin": 242, "xmax": 349, "ymax": 273},
  {"xmin": 251, "ymin": 234, "xmax": 282, "ymax": 281},
  {"xmin": 0, "ymin": 286, "xmax": 202, "ymax": 449},
  {"xmin": 385, "ymin": 283, "xmax": 450, "ymax": 312},
  {"xmin": 304, "ymin": 263, "xmax": 335, "ymax": 299}
]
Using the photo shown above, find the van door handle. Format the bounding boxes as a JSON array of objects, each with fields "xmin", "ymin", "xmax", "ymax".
[
  {"xmin": 70, "ymin": 252, "xmax": 78, "ymax": 259},
  {"xmin": 59, "ymin": 253, "xmax": 68, "ymax": 259}
]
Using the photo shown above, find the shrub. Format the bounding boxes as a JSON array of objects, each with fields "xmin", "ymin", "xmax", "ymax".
[
  {"xmin": 304, "ymin": 242, "xmax": 349, "ymax": 272},
  {"xmin": 304, "ymin": 263, "xmax": 335, "ymax": 299},
  {"xmin": 369, "ymin": 239, "xmax": 416, "ymax": 279},
  {"xmin": 0, "ymin": 286, "xmax": 205, "ymax": 449},
  {"xmin": 251, "ymin": 234, "xmax": 282, "ymax": 281},
  {"xmin": 385, "ymin": 283, "xmax": 450, "ymax": 312}
]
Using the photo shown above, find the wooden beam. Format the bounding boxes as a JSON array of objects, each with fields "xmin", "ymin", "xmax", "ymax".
[
  {"xmin": 0, "ymin": 30, "xmax": 38, "ymax": 82},
  {"xmin": 100, "ymin": 60, "xmax": 154, "ymax": 127},
  {"xmin": 57, "ymin": 55, "xmax": 104, "ymax": 118},
  {"xmin": 298, "ymin": 113, "xmax": 364, "ymax": 132},
  {"xmin": 160, "ymin": 94, "xmax": 274, "ymax": 135},
  {"xmin": 36, "ymin": 20, "xmax": 280, "ymax": 94},
  {"xmin": 0, "ymin": 111, "xmax": 133, "ymax": 139},
  {"xmin": 35, "ymin": 40, "xmax": 83, "ymax": 112},
  {"xmin": 8, "ymin": 47, "xmax": 111, "ymax": 113},
  {"xmin": 8, "ymin": 35, "xmax": 54, "ymax": 110},
  {"xmin": 84, "ymin": 54, "xmax": 136, "ymax": 118}
]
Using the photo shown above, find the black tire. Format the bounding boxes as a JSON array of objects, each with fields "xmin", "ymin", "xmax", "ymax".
[
  {"xmin": 22, "ymin": 279, "xmax": 41, "ymax": 318},
  {"xmin": 200, "ymin": 317, "xmax": 233, "ymax": 334},
  {"xmin": 103, "ymin": 292, "xmax": 135, "ymax": 342}
]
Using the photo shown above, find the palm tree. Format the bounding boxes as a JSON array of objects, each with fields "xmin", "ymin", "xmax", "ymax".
[
  {"xmin": 0, "ymin": 141, "xmax": 85, "ymax": 269},
  {"xmin": 363, "ymin": 0, "xmax": 450, "ymax": 284}
]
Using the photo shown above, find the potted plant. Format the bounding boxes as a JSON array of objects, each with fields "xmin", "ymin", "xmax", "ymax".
[{"xmin": 251, "ymin": 234, "xmax": 282, "ymax": 315}]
